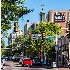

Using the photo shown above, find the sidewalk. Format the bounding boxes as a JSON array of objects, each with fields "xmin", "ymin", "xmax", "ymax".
[{"xmin": 58, "ymin": 68, "xmax": 70, "ymax": 70}]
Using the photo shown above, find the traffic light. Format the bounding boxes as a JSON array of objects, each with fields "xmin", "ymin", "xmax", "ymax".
[
  {"xmin": 14, "ymin": 22, "xmax": 18, "ymax": 32},
  {"xmin": 42, "ymin": 33, "xmax": 46, "ymax": 39},
  {"xmin": 29, "ymin": 33, "xmax": 32, "ymax": 39},
  {"xmin": 67, "ymin": 21, "xmax": 70, "ymax": 38}
]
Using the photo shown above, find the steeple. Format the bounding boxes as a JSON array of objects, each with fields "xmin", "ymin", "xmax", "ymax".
[
  {"xmin": 40, "ymin": 5, "xmax": 46, "ymax": 22},
  {"xmin": 41, "ymin": 5, "xmax": 44, "ymax": 13}
]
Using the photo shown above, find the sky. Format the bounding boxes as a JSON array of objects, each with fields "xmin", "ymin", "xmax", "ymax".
[{"xmin": 4, "ymin": 0, "xmax": 70, "ymax": 46}]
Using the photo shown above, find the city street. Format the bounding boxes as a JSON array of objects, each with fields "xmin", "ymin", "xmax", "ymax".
[
  {"xmin": 1, "ymin": 61, "xmax": 69, "ymax": 70},
  {"xmin": 1, "ymin": 0, "xmax": 70, "ymax": 70}
]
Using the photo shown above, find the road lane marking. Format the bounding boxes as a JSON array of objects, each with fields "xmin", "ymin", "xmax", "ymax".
[
  {"xmin": 13, "ymin": 67, "xmax": 22, "ymax": 68},
  {"xmin": 11, "ymin": 69, "xmax": 19, "ymax": 70},
  {"xmin": 54, "ymin": 68, "xmax": 58, "ymax": 70},
  {"xmin": 56, "ymin": 68, "xmax": 58, "ymax": 70},
  {"xmin": 3, "ymin": 66, "xmax": 6, "ymax": 69}
]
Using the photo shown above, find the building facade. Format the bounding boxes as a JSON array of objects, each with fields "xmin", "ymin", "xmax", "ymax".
[
  {"xmin": 47, "ymin": 10, "xmax": 70, "ymax": 36},
  {"xmin": 24, "ymin": 21, "xmax": 39, "ymax": 34},
  {"xmin": 8, "ymin": 29, "xmax": 24, "ymax": 44},
  {"xmin": 31, "ymin": 22, "xmax": 39, "ymax": 30},
  {"xmin": 24, "ymin": 20, "xmax": 31, "ymax": 34}
]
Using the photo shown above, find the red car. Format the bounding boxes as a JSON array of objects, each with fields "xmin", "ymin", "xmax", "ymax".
[{"xmin": 22, "ymin": 58, "xmax": 32, "ymax": 67}]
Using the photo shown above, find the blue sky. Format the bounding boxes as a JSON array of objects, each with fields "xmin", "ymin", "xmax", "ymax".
[{"xmin": 4, "ymin": 0, "xmax": 70, "ymax": 46}]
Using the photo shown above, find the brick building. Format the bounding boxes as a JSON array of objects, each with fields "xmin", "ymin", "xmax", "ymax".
[{"xmin": 47, "ymin": 10, "xmax": 70, "ymax": 36}]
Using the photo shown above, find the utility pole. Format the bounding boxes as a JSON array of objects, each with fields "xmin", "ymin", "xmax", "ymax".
[
  {"xmin": 55, "ymin": 32, "xmax": 58, "ymax": 67},
  {"xmin": 67, "ymin": 10, "xmax": 70, "ymax": 62},
  {"xmin": 67, "ymin": 21, "xmax": 70, "ymax": 61}
]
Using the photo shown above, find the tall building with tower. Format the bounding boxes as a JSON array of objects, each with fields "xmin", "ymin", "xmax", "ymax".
[
  {"xmin": 24, "ymin": 20, "xmax": 31, "ymax": 34},
  {"xmin": 31, "ymin": 22, "xmax": 39, "ymax": 30},
  {"xmin": 24, "ymin": 20, "xmax": 39, "ymax": 34},
  {"xmin": 40, "ymin": 5, "xmax": 46, "ymax": 22},
  {"xmin": 47, "ymin": 10, "xmax": 70, "ymax": 36}
]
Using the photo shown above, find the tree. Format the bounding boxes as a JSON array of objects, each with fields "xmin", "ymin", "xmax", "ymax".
[
  {"xmin": 1, "ymin": 0, "xmax": 34, "ymax": 37},
  {"xmin": 30, "ymin": 21, "xmax": 61, "ymax": 58},
  {"xmin": 10, "ymin": 21, "xmax": 61, "ymax": 58},
  {"xmin": 1, "ymin": 38, "xmax": 5, "ymax": 48},
  {"xmin": 33, "ymin": 21, "xmax": 61, "ymax": 35}
]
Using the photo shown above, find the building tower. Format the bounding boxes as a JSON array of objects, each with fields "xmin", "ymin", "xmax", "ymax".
[
  {"xmin": 24, "ymin": 20, "xmax": 31, "ymax": 34},
  {"xmin": 40, "ymin": 5, "xmax": 46, "ymax": 22}
]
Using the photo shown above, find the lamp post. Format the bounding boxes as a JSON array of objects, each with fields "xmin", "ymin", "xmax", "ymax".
[
  {"xmin": 55, "ymin": 32, "xmax": 58, "ymax": 67},
  {"xmin": 67, "ymin": 21, "xmax": 70, "ymax": 62}
]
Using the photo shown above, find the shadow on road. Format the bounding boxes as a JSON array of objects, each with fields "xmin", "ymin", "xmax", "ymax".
[
  {"xmin": 5, "ymin": 64, "xmax": 10, "ymax": 66},
  {"xmin": 29, "ymin": 65, "xmax": 53, "ymax": 69},
  {"xmin": 14, "ymin": 63, "xmax": 53, "ymax": 69}
]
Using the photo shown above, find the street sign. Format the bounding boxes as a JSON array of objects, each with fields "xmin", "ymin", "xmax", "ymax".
[
  {"xmin": 31, "ymin": 34, "xmax": 42, "ymax": 40},
  {"xmin": 32, "ymin": 34, "xmax": 37, "ymax": 40},
  {"xmin": 45, "ymin": 36, "xmax": 56, "ymax": 40},
  {"xmin": 37, "ymin": 34, "xmax": 42, "ymax": 39}
]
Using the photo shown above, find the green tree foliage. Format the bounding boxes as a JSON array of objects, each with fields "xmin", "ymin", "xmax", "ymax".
[
  {"xmin": 33, "ymin": 21, "xmax": 61, "ymax": 35},
  {"xmin": 6, "ymin": 21, "xmax": 61, "ymax": 58},
  {"xmin": 1, "ymin": 0, "xmax": 34, "ymax": 37},
  {"xmin": 14, "ymin": 21, "xmax": 61, "ymax": 58},
  {"xmin": 31, "ymin": 21, "xmax": 61, "ymax": 58},
  {"xmin": 1, "ymin": 38, "xmax": 5, "ymax": 56},
  {"xmin": 1, "ymin": 38, "xmax": 5, "ymax": 48},
  {"xmin": 1, "ymin": 48, "xmax": 5, "ymax": 57}
]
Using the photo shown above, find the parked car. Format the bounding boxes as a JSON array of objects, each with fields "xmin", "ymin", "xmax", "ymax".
[
  {"xmin": 1, "ymin": 59, "xmax": 3, "ymax": 69},
  {"xmin": 19, "ymin": 56, "xmax": 24, "ymax": 64},
  {"xmin": 13, "ymin": 57, "xmax": 20, "ymax": 62},
  {"xmin": 22, "ymin": 58, "xmax": 32, "ymax": 67},
  {"xmin": 32, "ymin": 58, "xmax": 43, "ymax": 65},
  {"xmin": 3, "ymin": 56, "xmax": 10, "ymax": 60}
]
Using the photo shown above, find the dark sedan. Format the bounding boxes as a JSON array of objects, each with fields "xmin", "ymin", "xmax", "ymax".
[{"xmin": 33, "ymin": 58, "xmax": 43, "ymax": 66}]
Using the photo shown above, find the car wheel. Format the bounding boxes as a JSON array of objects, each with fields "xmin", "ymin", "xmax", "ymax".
[
  {"xmin": 29, "ymin": 65, "xmax": 32, "ymax": 67},
  {"xmin": 3, "ymin": 63, "xmax": 5, "ymax": 66}
]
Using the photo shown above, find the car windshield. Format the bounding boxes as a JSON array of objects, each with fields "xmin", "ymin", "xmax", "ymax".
[
  {"xmin": 24, "ymin": 59, "xmax": 30, "ymax": 61},
  {"xmin": 34, "ymin": 58, "xmax": 41, "ymax": 62},
  {"xmin": 20, "ymin": 56, "xmax": 24, "ymax": 59}
]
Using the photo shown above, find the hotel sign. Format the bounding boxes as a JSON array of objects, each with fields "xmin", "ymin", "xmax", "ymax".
[{"xmin": 54, "ymin": 12, "xmax": 66, "ymax": 22}]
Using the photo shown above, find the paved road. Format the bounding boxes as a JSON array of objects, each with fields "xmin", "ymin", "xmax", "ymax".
[
  {"xmin": 1, "ymin": 61, "xmax": 70, "ymax": 70},
  {"xmin": 58, "ymin": 68, "xmax": 70, "ymax": 70}
]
